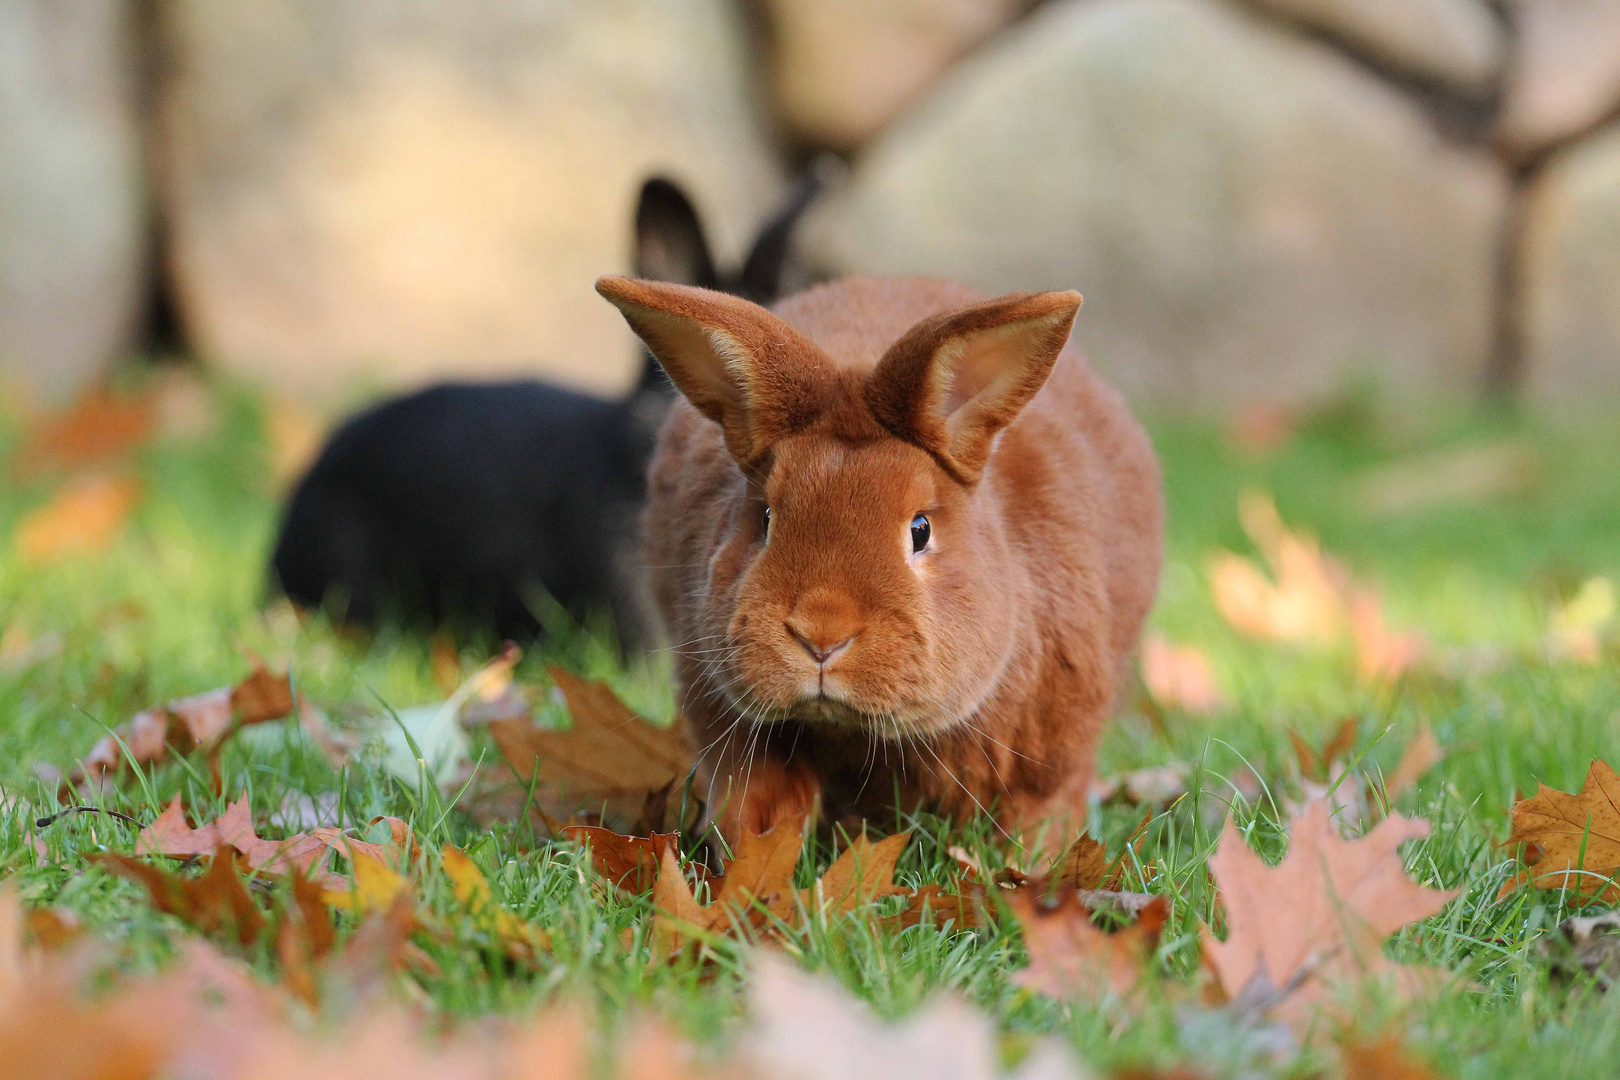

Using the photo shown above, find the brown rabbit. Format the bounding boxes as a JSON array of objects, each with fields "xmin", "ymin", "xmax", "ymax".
[{"xmin": 596, "ymin": 275, "xmax": 1163, "ymax": 850}]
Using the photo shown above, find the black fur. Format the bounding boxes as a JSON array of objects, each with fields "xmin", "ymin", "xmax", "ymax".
[{"xmin": 271, "ymin": 172, "xmax": 824, "ymax": 646}]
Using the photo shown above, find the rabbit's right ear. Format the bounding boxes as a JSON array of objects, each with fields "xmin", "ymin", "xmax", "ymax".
[{"xmin": 597, "ymin": 276, "xmax": 836, "ymax": 463}]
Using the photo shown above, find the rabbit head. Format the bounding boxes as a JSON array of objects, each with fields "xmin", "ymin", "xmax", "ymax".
[{"xmin": 596, "ymin": 276, "xmax": 1080, "ymax": 742}]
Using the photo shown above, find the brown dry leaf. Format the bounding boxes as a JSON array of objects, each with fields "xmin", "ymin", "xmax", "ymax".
[
  {"xmin": 1381, "ymin": 726, "xmax": 1444, "ymax": 804},
  {"xmin": 15, "ymin": 470, "xmax": 142, "ymax": 563},
  {"xmin": 16, "ymin": 384, "xmax": 154, "ymax": 475},
  {"xmin": 1039, "ymin": 818, "xmax": 1151, "ymax": 894},
  {"xmin": 66, "ymin": 663, "xmax": 295, "ymax": 791},
  {"xmin": 1227, "ymin": 402, "xmax": 1294, "ymax": 457},
  {"xmin": 884, "ymin": 882, "xmax": 984, "ymax": 932},
  {"xmin": 134, "ymin": 794, "xmax": 410, "ymax": 892},
  {"xmin": 1351, "ymin": 590, "xmax": 1427, "ymax": 685},
  {"xmin": 1011, "ymin": 891, "xmax": 1167, "ymax": 999},
  {"xmin": 647, "ymin": 823, "xmax": 977, "ymax": 959},
  {"xmin": 1290, "ymin": 717, "xmax": 1360, "ymax": 784},
  {"xmin": 801, "ymin": 832, "xmax": 911, "ymax": 916},
  {"xmin": 1203, "ymin": 799, "xmax": 1458, "ymax": 1019},
  {"xmin": 97, "ymin": 847, "xmax": 268, "ymax": 947},
  {"xmin": 1141, "ymin": 633, "xmax": 1224, "ymax": 716},
  {"xmin": 565, "ymin": 825, "xmax": 681, "ymax": 893},
  {"xmin": 441, "ymin": 845, "xmax": 551, "ymax": 959},
  {"xmin": 1341, "ymin": 1035, "xmax": 1441, "ymax": 1080},
  {"xmin": 1092, "ymin": 764, "xmax": 1191, "ymax": 807},
  {"xmin": 1498, "ymin": 759, "xmax": 1620, "ymax": 904},
  {"xmin": 487, "ymin": 667, "xmax": 693, "ymax": 828},
  {"xmin": 650, "ymin": 847, "xmax": 717, "ymax": 960},
  {"xmin": 741, "ymin": 950, "xmax": 1085, "ymax": 1080}
]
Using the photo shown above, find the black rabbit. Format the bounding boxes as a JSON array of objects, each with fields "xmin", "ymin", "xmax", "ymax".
[{"xmin": 270, "ymin": 172, "xmax": 825, "ymax": 648}]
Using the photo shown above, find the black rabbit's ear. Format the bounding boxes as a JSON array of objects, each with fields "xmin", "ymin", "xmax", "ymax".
[
  {"xmin": 733, "ymin": 158, "xmax": 838, "ymax": 302},
  {"xmin": 634, "ymin": 178, "xmax": 719, "ymax": 289}
]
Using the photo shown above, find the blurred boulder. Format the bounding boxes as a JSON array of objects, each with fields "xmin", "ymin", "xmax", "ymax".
[
  {"xmin": 0, "ymin": 0, "xmax": 144, "ymax": 404},
  {"xmin": 158, "ymin": 0, "xmax": 782, "ymax": 399},
  {"xmin": 1516, "ymin": 123, "xmax": 1620, "ymax": 401},
  {"xmin": 762, "ymin": 0, "xmax": 1025, "ymax": 150},
  {"xmin": 802, "ymin": 0, "xmax": 1508, "ymax": 407},
  {"xmin": 1242, "ymin": 0, "xmax": 1502, "ymax": 94},
  {"xmin": 1496, "ymin": 0, "xmax": 1620, "ymax": 160}
]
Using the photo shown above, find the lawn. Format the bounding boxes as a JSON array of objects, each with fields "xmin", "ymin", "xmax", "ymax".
[{"xmin": 1, "ymin": 375, "xmax": 1618, "ymax": 1078}]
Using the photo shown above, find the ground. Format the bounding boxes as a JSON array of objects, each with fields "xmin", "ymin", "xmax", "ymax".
[{"xmin": 1, "ymin": 378, "xmax": 1618, "ymax": 1077}]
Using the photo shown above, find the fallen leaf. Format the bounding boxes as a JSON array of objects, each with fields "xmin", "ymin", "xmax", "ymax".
[
  {"xmin": 1542, "ymin": 910, "xmax": 1620, "ymax": 990},
  {"xmin": 1380, "ymin": 726, "xmax": 1444, "ymax": 804},
  {"xmin": 565, "ymin": 825, "xmax": 681, "ymax": 893},
  {"xmin": 14, "ymin": 470, "xmax": 142, "ymax": 563},
  {"xmin": 487, "ymin": 667, "xmax": 693, "ymax": 828},
  {"xmin": 887, "ymin": 882, "xmax": 985, "ymax": 931},
  {"xmin": 66, "ymin": 663, "xmax": 295, "ymax": 791},
  {"xmin": 15, "ymin": 385, "xmax": 153, "ymax": 475},
  {"xmin": 1548, "ymin": 576, "xmax": 1615, "ymax": 665},
  {"xmin": 321, "ymin": 851, "xmax": 411, "ymax": 915},
  {"xmin": 1141, "ymin": 633, "xmax": 1224, "ymax": 715},
  {"xmin": 801, "ymin": 832, "xmax": 912, "ymax": 916},
  {"xmin": 1203, "ymin": 799, "xmax": 1458, "ymax": 1024},
  {"xmin": 376, "ymin": 644, "xmax": 521, "ymax": 790},
  {"xmin": 1350, "ymin": 590, "xmax": 1427, "ymax": 686},
  {"xmin": 1092, "ymin": 765, "xmax": 1190, "ymax": 807},
  {"xmin": 442, "ymin": 845, "xmax": 551, "ymax": 959},
  {"xmin": 742, "ymin": 951, "xmax": 1086, "ymax": 1080},
  {"xmin": 1498, "ymin": 759, "xmax": 1620, "ymax": 904},
  {"xmin": 96, "ymin": 847, "xmax": 267, "ymax": 947},
  {"xmin": 1011, "ymin": 891, "xmax": 1167, "ymax": 999},
  {"xmin": 1341, "ymin": 1035, "xmax": 1441, "ymax": 1080},
  {"xmin": 1208, "ymin": 492, "xmax": 1346, "ymax": 645},
  {"xmin": 134, "ymin": 794, "xmax": 410, "ymax": 892},
  {"xmin": 1227, "ymin": 402, "xmax": 1294, "ymax": 457},
  {"xmin": 1039, "ymin": 818, "xmax": 1150, "ymax": 894},
  {"xmin": 265, "ymin": 395, "xmax": 326, "ymax": 488},
  {"xmin": 1289, "ymin": 717, "xmax": 1360, "ymax": 784}
]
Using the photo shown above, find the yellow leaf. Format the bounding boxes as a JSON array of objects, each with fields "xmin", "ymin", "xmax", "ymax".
[
  {"xmin": 321, "ymin": 851, "xmax": 409, "ymax": 914},
  {"xmin": 441, "ymin": 845, "xmax": 550, "ymax": 956},
  {"xmin": 15, "ymin": 471, "xmax": 142, "ymax": 563}
]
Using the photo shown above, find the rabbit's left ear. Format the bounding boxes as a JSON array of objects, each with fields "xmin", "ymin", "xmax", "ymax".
[
  {"xmin": 597, "ymin": 276, "xmax": 837, "ymax": 463},
  {"xmin": 866, "ymin": 291, "xmax": 1081, "ymax": 484}
]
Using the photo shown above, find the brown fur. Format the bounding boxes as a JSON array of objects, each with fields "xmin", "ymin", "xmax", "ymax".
[{"xmin": 596, "ymin": 275, "xmax": 1164, "ymax": 849}]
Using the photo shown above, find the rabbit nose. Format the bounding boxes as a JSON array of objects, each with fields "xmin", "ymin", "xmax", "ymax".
[
  {"xmin": 787, "ymin": 624, "xmax": 856, "ymax": 666},
  {"xmin": 785, "ymin": 589, "xmax": 862, "ymax": 666}
]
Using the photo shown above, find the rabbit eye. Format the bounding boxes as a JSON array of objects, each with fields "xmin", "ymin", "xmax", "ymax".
[
  {"xmin": 762, "ymin": 505, "xmax": 772, "ymax": 538},
  {"xmin": 910, "ymin": 514, "xmax": 931, "ymax": 553}
]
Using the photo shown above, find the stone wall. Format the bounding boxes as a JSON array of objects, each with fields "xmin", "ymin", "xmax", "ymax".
[{"xmin": 1, "ymin": 0, "xmax": 1617, "ymax": 407}]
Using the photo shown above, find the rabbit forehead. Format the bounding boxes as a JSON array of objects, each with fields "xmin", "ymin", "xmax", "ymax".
[{"xmin": 762, "ymin": 435, "xmax": 938, "ymax": 518}]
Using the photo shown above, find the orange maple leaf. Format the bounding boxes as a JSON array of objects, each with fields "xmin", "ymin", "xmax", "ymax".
[
  {"xmin": 1204, "ymin": 799, "xmax": 1458, "ymax": 1018},
  {"xmin": 1011, "ymin": 891, "xmax": 1167, "ymax": 999},
  {"xmin": 1498, "ymin": 759, "xmax": 1620, "ymax": 904},
  {"xmin": 1141, "ymin": 633, "xmax": 1224, "ymax": 715},
  {"xmin": 14, "ymin": 470, "xmax": 143, "ymax": 563},
  {"xmin": 486, "ymin": 667, "xmax": 693, "ymax": 829},
  {"xmin": 65, "ymin": 663, "xmax": 295, "ymax": 792}
]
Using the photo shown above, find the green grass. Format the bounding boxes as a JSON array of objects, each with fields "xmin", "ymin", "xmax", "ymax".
[{"xmin": 2, "ymin": 377, "xmax": 1619, "ymax": 1077}]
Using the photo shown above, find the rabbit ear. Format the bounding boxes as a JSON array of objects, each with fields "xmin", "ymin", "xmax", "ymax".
[
  {"xmin": 867, "ymin": 291, "xmax": 1081, "ymax": 484},
  {"xmin": 633, "ymin": 179, "xmax": 718, "ymax": 289},
  {"xmin": 597, "ymin": 276, "xmax": 837, "ymax": 462}
]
